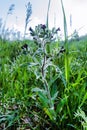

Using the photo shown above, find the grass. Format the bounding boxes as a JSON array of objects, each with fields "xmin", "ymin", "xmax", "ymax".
[
  {"xmin": 0, "ymin": 33, "xmax": 87, "ymax": 130},
  {"xmin": 0, "ymin": 0, "xmax": 87, "ymax": 130}
]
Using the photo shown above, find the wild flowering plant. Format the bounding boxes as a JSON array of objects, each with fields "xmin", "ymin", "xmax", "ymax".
[
  {"xmin": 29, "ymin": 24, "xmax": 61, "ymax": 122},
  {"xmin": 29, "ymin": 24, "xmax": 61, "ymax": 79}
]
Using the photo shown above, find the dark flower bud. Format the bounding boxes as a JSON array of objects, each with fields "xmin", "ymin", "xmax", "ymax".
[
  {"xmin": 59, "ymin": 46, "xmax": 65, "ymax": 53},
  {"xmin": 56, "ymin": 27, "xmax": 61, "ymax": 32},
  {"xmin": 41, "ymin": 24, "xmax": 46, "ymax": 30},
  {"xmin": 33, "ymin": 36, "xmax": 37, "ymax": 41},
  {"xmin": 29, "ymin": 27, "xmax": 33, "ymax": 32},
  {"xmin": 29, "ymin": 27, "xmax": 35, "ymax": 36},
  {"xmin": 21, "ymin": 43, "xmax": 28, "ymax": 50}
]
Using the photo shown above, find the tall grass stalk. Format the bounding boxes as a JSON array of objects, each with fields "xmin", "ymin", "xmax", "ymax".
[
  {"xmin": 2, "ymin": 4, "xmax": 15, "ymax": 39},
  {"xmin": 24, "ymin": 2, "xmax": 32, "ymax": 38},
  {"xmin": 60, "ymin": 0, "xmax": 72, "ymax": 120},
  {"xmin": 61, "ymin": 0, "xmax": 69, "ymax": 86},
  {"xmin": 46, "ymin": 0, "xmax": 51, "ymax": 28}
]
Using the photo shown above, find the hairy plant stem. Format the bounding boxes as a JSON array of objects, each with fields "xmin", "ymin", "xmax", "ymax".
[
  {"xmin": 41, "ymin": 41, "xmax": 53, "ymax": 108},
  {"xmin": 42, "ymin": 45, "xmax": 46, "ymax": 78}
]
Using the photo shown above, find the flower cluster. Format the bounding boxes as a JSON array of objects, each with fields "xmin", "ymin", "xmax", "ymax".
[{"xmin": 29, "ymin": 24, "xmax": 60, "ymax": 46}]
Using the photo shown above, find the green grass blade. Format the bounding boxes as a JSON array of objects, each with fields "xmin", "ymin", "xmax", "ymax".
[
  {"xmin": 46, "ymin": 0, "xmax": 51, "ymax": 28},
  {"xmin": 60, "ymin": 0, "xmax": 69, "ymax": 85}
]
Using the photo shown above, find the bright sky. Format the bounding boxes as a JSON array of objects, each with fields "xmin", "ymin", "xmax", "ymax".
[{"xmin": 0, "ymin": 0, "xmax": 87, "ymax": 37}]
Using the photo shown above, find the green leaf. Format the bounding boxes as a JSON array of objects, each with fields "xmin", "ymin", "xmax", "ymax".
[
  {"xmin": 56, "ymin": 96, "xmax": 68, "ymax": 113},
  {"xmin": 79, "ymin": 93, "xmax": 87, "ymax": 108},
  {"xmin": 38, "ymin": 91, "xmax": 49, "ymax": 108},
  {"xmin": 51, "ymin": 91, "xmax": 58, "ymax": 102},
  {"xmin": 0, "ymin": 115, "xmax": 7, "ymax": 123},
  {"xmin": 48, "ymin": 74, "xmax": 59, "ymax": 87},
  {"xmin": 44, "ymin": 107, "xmax": 56, "ymax": 121}
]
